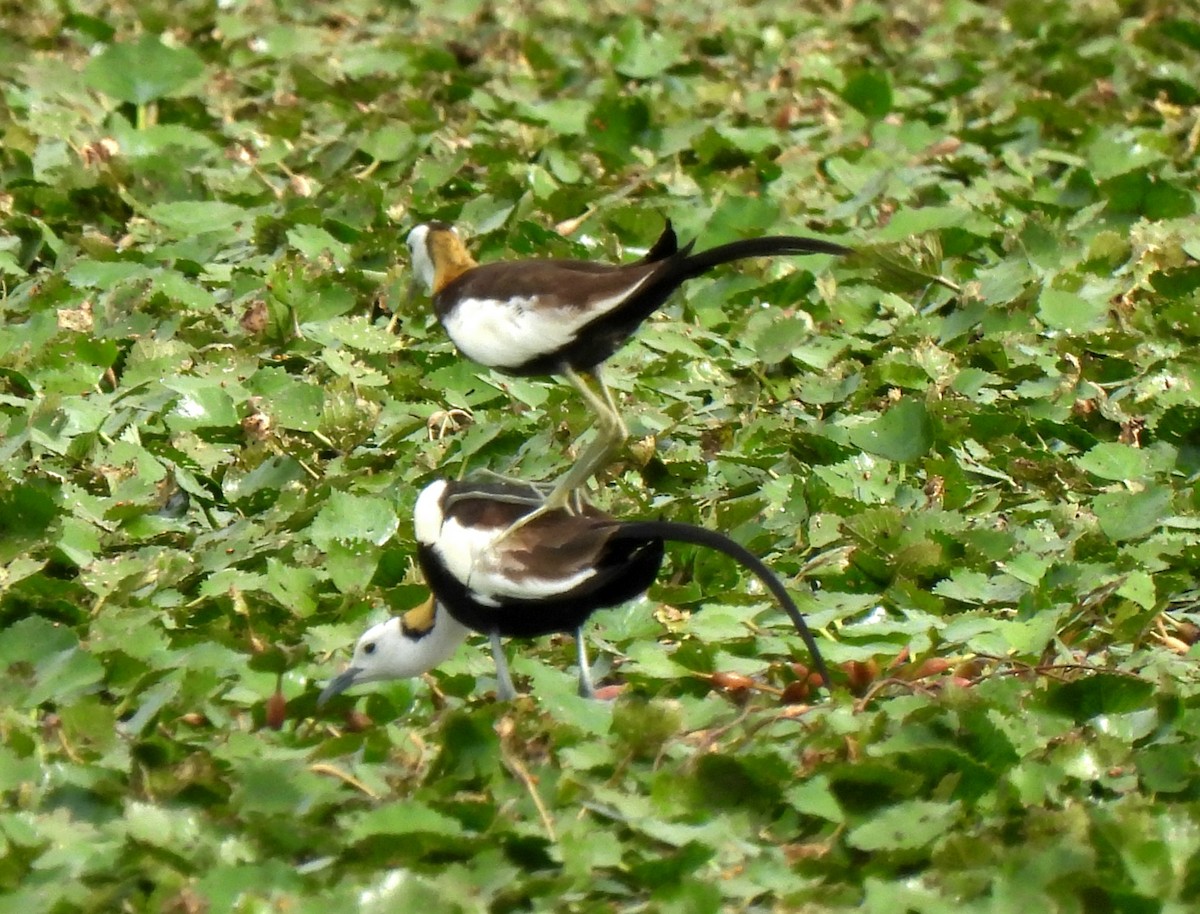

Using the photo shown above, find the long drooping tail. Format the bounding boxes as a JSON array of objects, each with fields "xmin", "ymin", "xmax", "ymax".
[
  {"xmin": 611, "ymin": 520, "xmax": 832, "ymax": 691},
  {"xmin": 678, "ymin": 234, "xmax": 853, "ymax": 281}
]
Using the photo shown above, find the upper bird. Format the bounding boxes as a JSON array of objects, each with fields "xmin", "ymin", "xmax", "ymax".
[
  {"xmin": 407, "ymin": 221, "xmax": 852, "ymax": 513},
  {"xmin": 318, "ymin": 477, "xmax": 832, "ymax": 704}
]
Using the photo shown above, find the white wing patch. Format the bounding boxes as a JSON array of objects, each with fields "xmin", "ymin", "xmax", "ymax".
[
  {"xmin": 435, "ymin": 516, "xmax": 597, "ymax": 603},
  {"xmin": 441, "ymin": 272, "xmax": 653, "ymax": 370}
]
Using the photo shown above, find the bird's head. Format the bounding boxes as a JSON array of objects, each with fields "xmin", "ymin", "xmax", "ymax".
[
  {"xmin": 406, "ymin": 221, "xmax": 476, "ymax": 295},
  {"xmin": 317, "ymin": 596, "xmax": 469, "ymax": 706}
]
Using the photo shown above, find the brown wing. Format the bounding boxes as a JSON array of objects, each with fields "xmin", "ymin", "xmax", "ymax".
[
  {"xmin": 441, "ymin": 482, "xmax": 621, "ymax": 585},
  {"xmin": 446, "ymin": 496, "xmax": 536, "ymax": 532},
  {"xmin": 500, "ymin": 510, "xmax": 622, "ymax": 582},
  {"xmin": 434, "ymin": 258, "xmax": 670, "ymax": 318}
]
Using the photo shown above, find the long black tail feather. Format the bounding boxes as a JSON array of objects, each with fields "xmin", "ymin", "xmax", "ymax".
[
  {"xmin": 611, "ymin": 520, "xmax": 832, "ymax": 692},
  {"xmin": 679, "ymin": 235, "xmax": 853, "ymax": 281}
]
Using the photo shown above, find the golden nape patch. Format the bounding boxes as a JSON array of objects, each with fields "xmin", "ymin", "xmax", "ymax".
[
  {"xmin": 401, "ymin": 595, "xmax": 437, "ymax": 636},
  {"xmin": 429, "ymin": 230, "xmax": 476, "ymax": 293}
]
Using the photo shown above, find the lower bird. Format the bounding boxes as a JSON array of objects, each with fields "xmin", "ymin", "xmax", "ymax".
[
  {"xmin": 319, "ymin": 478, "xmax": 831, "ymax": 704},
  {"xmin": 406, "ymin": 221, "xmax": 851, "ymax": 523}
]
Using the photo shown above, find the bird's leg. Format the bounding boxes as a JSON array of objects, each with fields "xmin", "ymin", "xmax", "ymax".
[
  {"xmin": 446, "ymin": 489, "xmax": 546, "ymax": 509},
  {"xmin": 575, "ymin": 627, "xmax": 596, "ymax": 699},
  {"xmin": 468, "ymin": 468, "xmax": 552, "ymax": 491},
  {"xmin": 549, "ymin": 366, "xmax": 628, "ymax": 506},
  {"xmin": 487, "ymin": 368, "xmax": 626, "ymax": 545},
  {"xmin": 443, "ymin": 471, "xmax": 550, "ymax": 510},
  {"xmin": 492, "ymin": 367, "xmax": 627, "ymax": 542},
  {"xmin": 490, "ymin": 631, "xmax": 518, "ymax": 701}
]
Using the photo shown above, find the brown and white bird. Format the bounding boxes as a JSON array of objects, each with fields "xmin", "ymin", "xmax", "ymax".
[
  {"xmin": 318, "ymin": 478, "xmax": 831, "ymax": 703},
  {"xmin": 406, "ymin": 221, "xmax": 852, "ymax": 517}
]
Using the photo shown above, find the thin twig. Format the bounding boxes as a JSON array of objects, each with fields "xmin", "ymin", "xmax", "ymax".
[
  {"xmin": 309, "ymin": 762, "xmax": 380, "ymax": 798},
  {"xmin": 501, "ymin": 750, "xmax": 557, "ymax": 843}
]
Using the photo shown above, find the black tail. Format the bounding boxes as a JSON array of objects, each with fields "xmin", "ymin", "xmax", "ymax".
[
  {"xmin": 611, "ymin": 520, "xmax": 832, "ymax": 692},
  {"xmin": 639, "ymin": 221, "xmax": 681, "ymax": 263},
  {"xmin": 678, "ymin": 235, "xmax": 852, "ymax": 281}
]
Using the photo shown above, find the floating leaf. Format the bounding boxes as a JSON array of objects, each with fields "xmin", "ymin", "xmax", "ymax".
[
  {"xmin": 84, "ymin": 35, "xmax": 205, "ymax": 104},
  {"xmin": 1045, "ymin": 674, "xmax": 1155, "ymax": 721},
  {"xmin": 310, "ymin": 492, "xmax": 399, "ymax": 549},
  {"xmin": 1038, "ymin": 287, "xmax": 1109, "ymax": 332},
  {"xmin": 847, "ymin": 800, "xmax": 961, "ymax": 851},
  {"xmin": 610, "ymin": 18, "xmax": 682, "ymax": 79},
  {"xmin": 147, "ymin": 200, "xmax": 252, "ymax": 236},
  {"xmin": 847, "ymin": 398, "xmax": 933, "ymax": 462},
  {"xmin": 346, "ymin": 803, "xmax": 465, "ymax": 840},
  {"xmin": 841, "ymin": 67, "xmax": 893, "ymax": 119},
  {"xmin": 1093, "ymin": 486, "xmax": 1172, "ymax": 541},
  {"xmin": 1074, "ymin": 442, "xmax": 1150, "ymax": 482}
]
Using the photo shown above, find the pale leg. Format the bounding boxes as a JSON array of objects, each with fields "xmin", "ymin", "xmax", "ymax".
[
  {"xmin": 575, "ymin": 626, "xmax": 596, "ymax": 698},
  {"xmin": 490, "ymin": 631, "xmax": 518, "ymax": 700},
  {"xmin": 495, "ymin": 366, "xmax": 629, "ymax": 540}
]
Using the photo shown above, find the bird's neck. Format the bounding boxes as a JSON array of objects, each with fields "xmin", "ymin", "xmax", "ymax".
[
  {"xmin": 430, "ymin": 235, "xmax": 477, "ymax": 294},
  {"xmin": 391, "ymin": 605, "xmax": 472, "ymax": 677}
]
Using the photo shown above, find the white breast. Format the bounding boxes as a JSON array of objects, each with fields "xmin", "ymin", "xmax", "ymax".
[
  {"xmin": 440, "ymin": 273, "xmax": 653, "ymax": 370},
  {"xmin": 441, "ymin": 297, "xmax": 581, "ymax": 369}
]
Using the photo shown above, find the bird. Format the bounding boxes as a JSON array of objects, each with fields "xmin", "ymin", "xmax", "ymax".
[
  {"xmin": 318, "ymin": 595, "xmax": 470, "ymax": 707},
  {"xmin": 318, "ymin": 477, "xmax": 831, "ymax": 705},
  {"xmin": 406, "ymin": 220, "xmax": 852, "ymax": 520}
]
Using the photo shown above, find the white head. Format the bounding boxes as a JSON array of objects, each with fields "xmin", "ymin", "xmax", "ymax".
[
  {"xmin": 318, "ymin": 605, "xmax": 470, "ymax": 705},
  {"xmin": 406, "ymin": 223, "xmax": 441, "ymax": 294}
]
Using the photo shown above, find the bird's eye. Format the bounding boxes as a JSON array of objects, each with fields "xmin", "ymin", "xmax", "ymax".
[{"xmin": 363, "ymin": 642, "xmax": 376, "ymax": 655}]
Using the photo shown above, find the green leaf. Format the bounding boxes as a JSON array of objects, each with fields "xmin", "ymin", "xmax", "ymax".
[
  {"xmin": 847, "ymin": 800, "xmax": 960, "ymax": 851},
  {"xmin": 841, "ymin": 68, "xmax": 893, "ymax": 119},
  {"xmin": 346, "ymin": 803, "xmax": 465, "ymax": 840},
  {"xmin": 1136, "ymin": 745, "xmax": 1194, "ymax": 793},
  {"xmin": 874, "ymin": 207, "xmax": 994, "ymax": 243},
  {"xmin": 27, "ymin": 644, "xmax": 105, "ymax": 706},
  {"xmin": 785, "ymin": 776, "xmax": 845, "ymax": 823},
  {"xmin": 1038, "ymin": 287, "xmax": 1109, "ymax": 331},
  {"xmin": 246, "ymin": 368, "xmax": 327, "ymax": 431},
  {"xmin": 84, "ymin": 35, "xmax": 205, "ymax": 104},
  {"xmin": 162, "ymin": 380, "xmax": 239, "ymax": 430},
  {"xmin": 847, "ymin": 398, "xmax": 933, "ymax": 462},
  {"xmin": 1093, "ymin": 486, "xmax": 1172, "ymax": 541},
  {"xmin": 0, "ymin": 616, "xmax": 76, "ymax": 667},
  {"xmin": 65, "ymin": 260, "xmax": 152, "ymax": 289},
  {"xmin": 752, "ymin": 315, "xmax": 813, "ymax": 364},
  {"xmin": 310, "ymin": 492, "xmax": 399, "ymax": 549},
  {"xmin": 610, "ymin": 18, "xmax": 682, "ymax": 79},
  {"xmin": 358, "ymin": 124, "xmax": 417, "ymax": 162},
  {"xmin": 147, "ymin": 200, "xmax": 252, "ymax": 236},
  {"xmin": 0, "ymin": 746, "xmax": 41, "ymax": 792},
  {"xmin": 1074, "ymin": 442, "xmax": 1151, "ymax": 482},
  {"xmin": 324, "ymin": 540, "xmax": 381, "ymax": 594},
  {"xmin": 288, "ymin": 225, "xmax": 351, "ymax": 266},
  {"xmin": 1045, "ymin": 674, "xmax": 1155, "ymax": 721},
  {"xmin": 222, "ymin": 456, "xmax": 306, "ymax": 505}
]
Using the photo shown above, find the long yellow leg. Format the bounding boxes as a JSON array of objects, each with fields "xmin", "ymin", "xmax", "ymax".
[
  {"xmin": 543, "ymin": 366, "xmax": 628, "ymax": 506},
  {"xmin": 493, "ymin": 366, "xmax": 629, "ymax": 541}
]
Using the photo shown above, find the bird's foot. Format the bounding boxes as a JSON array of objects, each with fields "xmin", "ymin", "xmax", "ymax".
[{"xmin": 490, "ymin": 486, "xmax": 575, "ymax": 544}]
